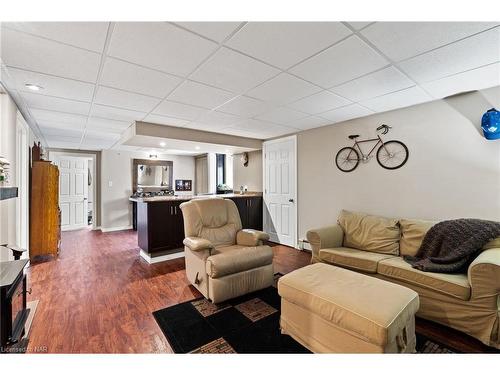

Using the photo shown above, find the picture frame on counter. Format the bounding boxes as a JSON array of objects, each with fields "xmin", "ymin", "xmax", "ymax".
[{"xmin": 175, "ymin": 179, "xmax": 192, "ymax": 191}]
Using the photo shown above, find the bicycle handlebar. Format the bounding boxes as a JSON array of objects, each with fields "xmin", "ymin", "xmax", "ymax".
[{"xmin": 376, "ymin": 124, "xmax": 391, "ymax": 134}]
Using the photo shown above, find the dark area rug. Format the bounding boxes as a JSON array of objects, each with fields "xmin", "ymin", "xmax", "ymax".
[{"xmin": 153, "ymin": 286, "xmax": 460, "ymax": 354}]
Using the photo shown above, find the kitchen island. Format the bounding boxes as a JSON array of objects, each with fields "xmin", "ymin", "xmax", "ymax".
[{"xmin": 130, "ymin": 193, "xmax": 263, "ymax": 263}]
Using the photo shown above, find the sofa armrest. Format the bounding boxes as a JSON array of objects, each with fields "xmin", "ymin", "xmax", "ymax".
[
  {"xmin": 467, "ymin": 248, "xmax": 500, "ymax": 300},
  {"xmin": 183, "ymin": 237, "xmax": 214, "ymax": 252},
  {"xmin": 306, "ymin": 224, "xmax": 344, "ymax": 262},
  {"xmin": 237, "ymin": 229, "xmax": 270, "ymax": 247}
]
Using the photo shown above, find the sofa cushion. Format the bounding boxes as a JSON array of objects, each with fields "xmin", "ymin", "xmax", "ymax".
[
  {"xmin": 338, "ymin": 210, "xmax": 400, "ymax": 255},
  {"xmin": 319, "ymin": 247, "xmax": 396, "ymax": 273},
  {"xmin": 278, "ymin": 263, "xmax": 419, "ymax": 347},
  {"xmin": 399, "ymin": 219, "xmax": 437, "ymax": 257},
  {"xmin": 206, "ymin": 245, "xmax": 273, "ymax": 279},
  {"xmin": 483, "ymin": 236, "xmax": 500, "ymax": 250},
  {"xmin": 377, "ymin": 257, "xmax": 471, "ymax": 300}
]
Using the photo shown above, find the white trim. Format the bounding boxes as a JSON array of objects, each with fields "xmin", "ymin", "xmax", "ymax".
[
  {"xmin": 140, "ymin": 249, "xmax": 185, "ymax": 264},
  {"xmin": 101, "ymin": 225, "xmax": 133, "ymax": 233},
  {"xmin": 262, "ymin": 134, "xmax": 298, "ymax": 249},
  {"xmin": 48, "ymin": 150, "xmax": 97, "ymax": 230}
]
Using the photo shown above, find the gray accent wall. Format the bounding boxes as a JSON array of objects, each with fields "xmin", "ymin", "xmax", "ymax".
[{"xmin": 297, "ymin": 86, "xmax": 500, "ymax": 239}]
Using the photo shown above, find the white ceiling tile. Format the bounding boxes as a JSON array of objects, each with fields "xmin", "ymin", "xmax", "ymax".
[
  {"xmin": 287, "ymin": 90, "xmax": 351, "ymax": 114},
  {"xmin": 21, "ymin": 92, "xmax": 90, "ymax": 115},
  {"xmin": 100, "ymin": 57, "xmax": 182, "ymax": 98},
  {"xmin": 331, "ymin": 66, "xmax": 414, "ymax": 102},
  {"xmin": 168, "ymin": 80, "xmax": 237, "ymax": 109},
  {"xmin": 175, "ymin": 22, "xmax": 242, "ymax": 42},
  {"xmin": 360, "ymin": 86, "xmax": 433, "ymax": 112},
  {"xmin": 44, "ymin": 134, "xmax": 82, "ymax": 143},
  {"xmin": 86, "ymin": 117, "xmax": 131, "ymax": 133},
  {"xmin": 142, "ymin": 114, "xmax": 191, "ymax": 127},
  {"xmin": 216, "ymin": 95, "xmax": 272, "ymax": 117},
  {"xmin": 46, "ymin": 140, "xmax": 81, "ymax": 149},
  {"xmin": 226, "ymin": 22, "xmax": 352, "ymax": 69},
  {"xmin": 90, "ymin": 104, "xmax": 146, "ymax": 122},
  {"xmin": 84, "ymin": 129, "xmax": 122, "ymax": 140},
  {"xmin": 39, "ymin": 126, "xmax": 83, "ymax": 138},
  {"xmin": 399, "ymin": 28, "xmax": 500, "ymax": 84},
  {"xmin": 1, "ymin": 28, "xmax": 101, "ymax": 82},
  {"xmin": 347, "ymin": 22, "xmax": 373, "ymax": 30},
  {"xmin": 190, "ymin": 47, "xmax": 280, "ymax": 93},
  {"xmin": 247, "ymin": 73, "xmax": 322, "ymax": 105},
  {"xmin": 80, "ymin": 136, "xmax": 116, "ymax": 149},
  {"xmin": 2, "ymin": 22, "xmax": 109, "ymax": 52},
  {"xmin": 191, "ymin": 111, "xmax": 241, "ymax": 129},
  {"xmin": 320, "ymin": 104, "xmax": 373, "ymax": 123},
  {"xmin": 30, "ymin": 108, "xmax": 87, "ymax": 128},
  {"xmin": 5, "ymin": 68, "xmax": 95, "ymax": 102},
  {"xmin": 94, "ymin": 86, "xmax": 160, "ymax": 112},
  {"xmin": 255, "ymin": 106, "xmax": 308, "ymax": 125},
  {"xmin": 153, "ymin": 100, "xmax": 206, "ymax": 120},
  {"xmin": 421, "ymin": 63, "xmax": 500, "ymax": 99},
  {"xmin": 108, "ymin": 22, "xmax": 218, "ymax": 77},
  {"xmin": 290, "ymin": 35, "xmax": 388, "ymax": 88},
  {"xmin": 362, "ymin": 22, "xmax": 499, "ymax": 62},
  {"xmin": 285, "ymin": 116, "xmax": 332, "ymax": 130}
]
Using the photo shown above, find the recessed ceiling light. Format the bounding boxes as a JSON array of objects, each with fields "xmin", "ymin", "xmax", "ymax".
[
  {"xmin": 159, "ymin": 142, "xmax": 166, "ymax": 147},
  {"xmin": 25, "ymin": 83, "xmax": 43, "ymax": 91},
  {"xmin": 195, "ymin": 146, "xmax": 200, "ymax": 150}
]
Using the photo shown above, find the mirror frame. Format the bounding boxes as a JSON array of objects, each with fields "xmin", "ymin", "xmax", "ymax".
[{"xmin": 132, "ymin": 158, "xmax": 173, "ymax": 191}]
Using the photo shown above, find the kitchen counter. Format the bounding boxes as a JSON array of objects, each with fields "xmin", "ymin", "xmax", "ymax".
[{"xmin": 129, "ymin": 192, "xmax": 262, "ymax": 203}]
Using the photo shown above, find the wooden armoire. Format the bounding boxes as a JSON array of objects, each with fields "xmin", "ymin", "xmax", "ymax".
[{"xmin": 29, "ymin": 160, "xmax": 61, "ymax": 259}]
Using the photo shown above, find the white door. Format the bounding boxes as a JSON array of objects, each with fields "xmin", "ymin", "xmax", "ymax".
[
  {"xmin": 52, "ymin": 156, "xmax": 88, "ymax": 231},
  {"xmin": 263, "ymin": 135, "xmax": 297, "ymax": 247}
]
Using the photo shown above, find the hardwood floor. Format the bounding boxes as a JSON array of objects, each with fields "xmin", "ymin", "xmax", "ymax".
[
  {"xmin": 26, "ymin": 229, "xmax": 311, "ymax": 353},
  {"xmin": 25, "ymin": 228, "xmax": 497, "ymax": 353}
]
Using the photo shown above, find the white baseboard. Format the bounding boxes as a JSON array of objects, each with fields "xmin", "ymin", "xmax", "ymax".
[
  {"xmin": 101, "ymin": 225, "xmax": 133, "ymax": 233},
  {"xmin": 140, "ymin": 249, "xmax": 185, "ymax": 264}
]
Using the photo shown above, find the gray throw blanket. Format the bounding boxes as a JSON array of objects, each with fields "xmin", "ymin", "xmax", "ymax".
[{"xmin": 404, "ymin": 219, "xmax": 500, "ymax": 273}]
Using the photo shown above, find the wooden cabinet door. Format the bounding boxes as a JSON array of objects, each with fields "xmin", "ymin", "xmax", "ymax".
[
  {"xmin": 248, "ymin": 197, "xmax": 263, "ymax": 231},
  {"xmin": 172, "ymin": 201, "xmax": 185, "ymax": 248},
  {"xmin": 230, "ymin": 197, "xmax": 249, "ymax": 228}
]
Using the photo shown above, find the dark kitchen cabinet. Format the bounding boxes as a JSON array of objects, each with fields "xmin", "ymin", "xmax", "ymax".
[
  {"xmin": 137, "ymin": 201, "xmax": 184, "ymax": 253},
  {"xmin": 229, "ymin": 196, "xmax": 263, "ymax": 231}
]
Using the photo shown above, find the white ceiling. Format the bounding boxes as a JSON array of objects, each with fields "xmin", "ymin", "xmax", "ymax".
[{"xmin": 0, "ymin": 21, "xmax": 499, "ymax": 152}]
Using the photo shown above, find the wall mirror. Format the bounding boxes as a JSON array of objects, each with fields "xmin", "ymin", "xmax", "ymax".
[{"xmin": 132, "ymin": 159, "xmax": 173, "ymax": 190}]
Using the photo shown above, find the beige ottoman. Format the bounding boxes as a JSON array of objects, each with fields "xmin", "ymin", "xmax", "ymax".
[{"xmin": 278, "ymin": 263, "xmax": 420, "ymax": 353}]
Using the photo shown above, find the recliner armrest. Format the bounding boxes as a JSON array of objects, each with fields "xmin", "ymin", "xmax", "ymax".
[
  {"xmin": 467, "ymin": 247, "xmax": 500, "ymax": 300},
  {"xmin": 236, "ymin": 229, "xmax": 270, "ymax": 246},
  {"xmin": 183, "ymin": 237, "xmax": 214, "ymax": 252},
  {"xmin": 306, "ymin": 224, "xmax": 344, "ymax": 262}
]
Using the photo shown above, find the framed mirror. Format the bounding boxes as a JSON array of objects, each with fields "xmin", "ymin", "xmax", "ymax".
[{"xmin": 132, "ymin": 159, "xmax": 173, "ymax": 190}]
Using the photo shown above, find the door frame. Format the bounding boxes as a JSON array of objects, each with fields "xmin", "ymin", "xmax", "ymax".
[
  {"xmin": 15, "ymin": 113, "xmax": 29, "ymax": 255},
  {"xmin": 48, "ymin": 151, "xmax": 97, "ymax": 230},
  {"xmin": 262, "ymin": 134, "xmax": 298, "ymax": 249}
]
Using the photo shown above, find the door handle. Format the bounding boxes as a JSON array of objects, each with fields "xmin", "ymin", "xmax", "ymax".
[
  {"xmin": 83, "ymin": 198, "xmax": 88, "ymax": 200},
  {"xmin": 288, "ymin": 198, "xmax": 294, "ymax": 203},
  {"xmin": 174, "ymin": 206, "xmax": 177, "ymax": 215}
]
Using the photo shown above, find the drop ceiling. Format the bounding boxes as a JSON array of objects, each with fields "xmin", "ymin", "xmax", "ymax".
[{"xmin": 1, "ymin": 21, "xmax": 499, "ymax": 152}]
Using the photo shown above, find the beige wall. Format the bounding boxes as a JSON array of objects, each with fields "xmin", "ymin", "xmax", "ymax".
[
  {"xmin": 100, "ymin": 150, "xmax": 196, "ymax": 231},
  {"xmin": 297, "ymin": 86, "xmax": 500, "ymax": 239},
  {"xmin": 233, "ymin": 150, "xmax": 263, "ymax": 192}
]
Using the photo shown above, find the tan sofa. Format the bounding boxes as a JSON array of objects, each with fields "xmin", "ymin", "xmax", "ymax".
[
  {"xmin": 180, "ymin": 198, "xmax": 274, "ymax": 304},
  {"xmin": 306, "ymin": 210, "xmax": 500, "ymax": 349}
]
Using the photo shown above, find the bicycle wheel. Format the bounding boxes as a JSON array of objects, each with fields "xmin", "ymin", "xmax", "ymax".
[
  {"xmin": 335, "ymin": 147, "xmax": 360, "ymax": 172},
  {"xmin": 376, "ymin": 140, "xmax": 409, "ymax": 170}
]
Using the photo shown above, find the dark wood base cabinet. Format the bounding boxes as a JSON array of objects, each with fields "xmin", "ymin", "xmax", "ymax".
[
  {"xmin": 135, "ymin": 195, "xmax": 263, "ymax": 256},
  {"xmin": 137, "ymin": 201, "xmax": 184, "ymax": 253}
]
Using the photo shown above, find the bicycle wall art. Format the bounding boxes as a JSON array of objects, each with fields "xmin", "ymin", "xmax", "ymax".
[{"xmin": 335, "ymin": 124, "xmax": 409, "ymax": 172}]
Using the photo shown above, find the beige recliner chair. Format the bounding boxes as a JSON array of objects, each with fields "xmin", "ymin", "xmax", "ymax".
[{"xmin": 179, "ymin": 198, "xmax": 274, "ymax": 303}]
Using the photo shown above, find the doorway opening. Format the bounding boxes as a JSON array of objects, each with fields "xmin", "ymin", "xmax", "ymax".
[{"xmin": 48, "ymin": 151, "xmax": 97, "ymax": 231}]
